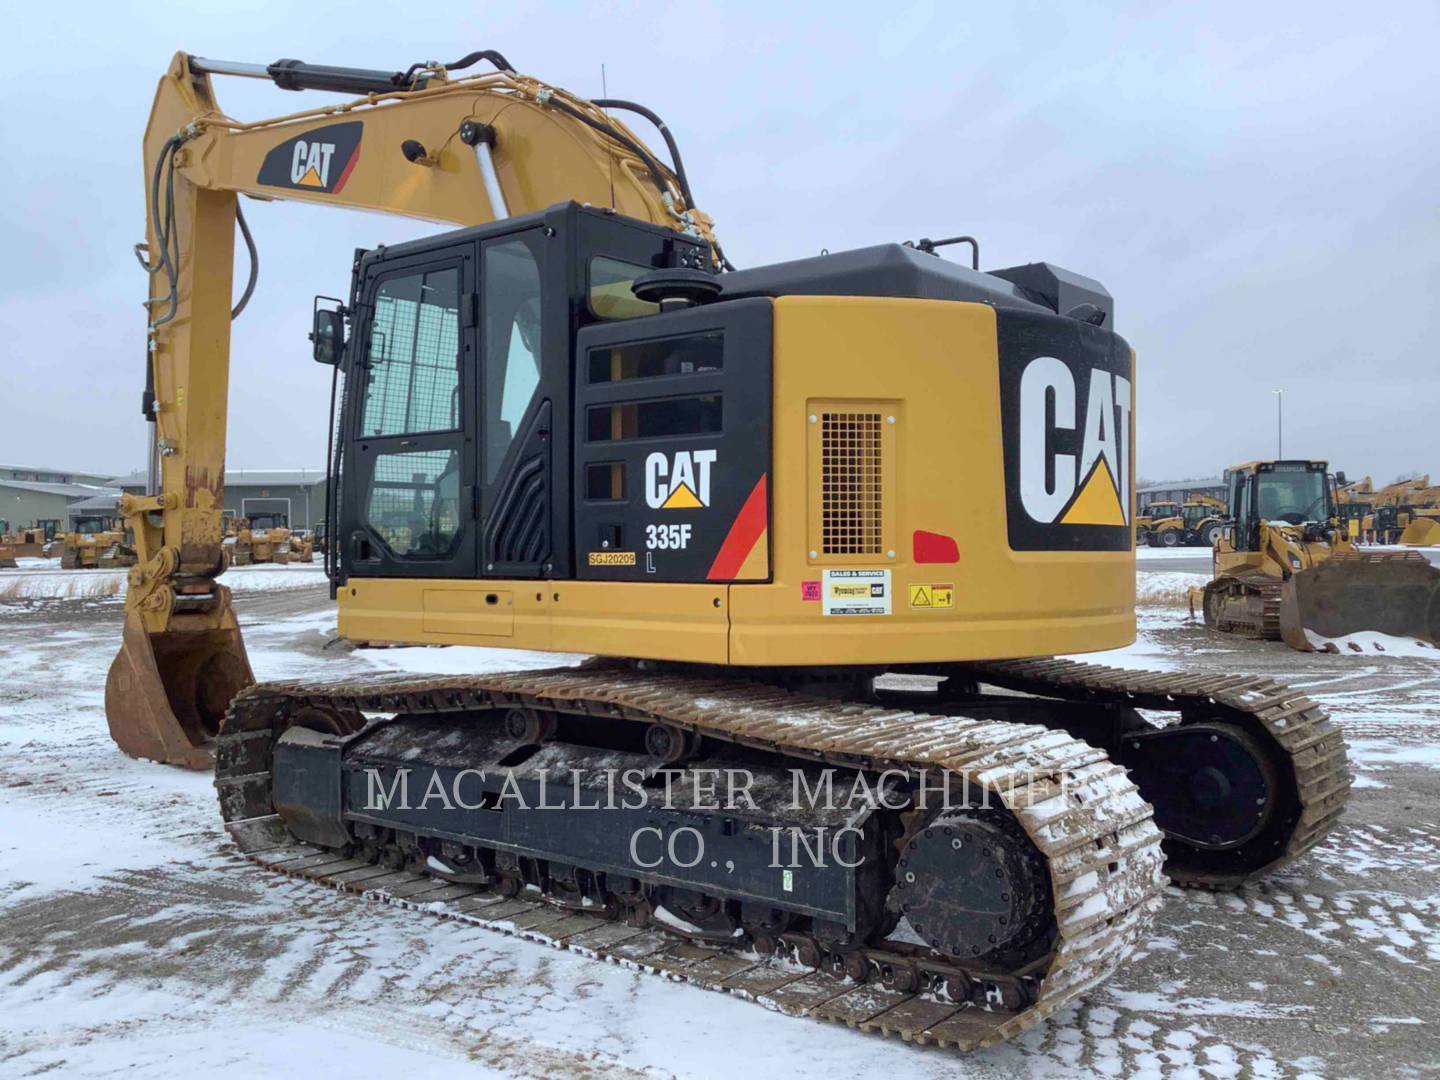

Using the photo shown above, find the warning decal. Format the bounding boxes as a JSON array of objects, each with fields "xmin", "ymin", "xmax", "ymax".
[
  {"xmin": 908, "ymin": 583, "xmax": 955, "ymax": 608},
  {"xmin": 822, "ymin": 569, "xmax": 891, "ymax": 616}
]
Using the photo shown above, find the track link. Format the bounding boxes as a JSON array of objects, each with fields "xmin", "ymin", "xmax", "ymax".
[
  {"xmin": 216, "ymin": 664, "xmax": 1166, "ymax": 1052},
  {"xmin": 963, "ymin": 658, "xmax": 1351, "ymax": 888}
]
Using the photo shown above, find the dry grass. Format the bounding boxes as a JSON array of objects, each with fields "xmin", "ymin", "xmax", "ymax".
[{"xmin": 0, "ymin": 574, "xmax": 125, "ymax": 601}]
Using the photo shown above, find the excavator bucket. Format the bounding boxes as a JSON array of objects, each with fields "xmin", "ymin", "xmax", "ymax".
[
  {"xmin": 1278, "ymin": 551, "xmax": 1440, "ymax": 651},
  {"xmin": 1399, "ymin": 518, "xmax": 1440, "ymax": 547},
  {"xmin": 105, "ymin": 607, "xmax": 255, "ymax": 769}
]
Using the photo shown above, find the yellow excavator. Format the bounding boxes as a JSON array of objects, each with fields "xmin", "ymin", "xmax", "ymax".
[
  {"xmin": 1197, "ymin": 460, "xmax": 1440, "ymax": 649},
  {"xmin": 107, "ymin": 50, "xmax": 1351, "ymax": 1050}
]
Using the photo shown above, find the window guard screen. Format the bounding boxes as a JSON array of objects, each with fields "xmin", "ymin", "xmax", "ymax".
[{"xmin": 361, "ymin": 267, "xmax": 461, "ymax": 437}]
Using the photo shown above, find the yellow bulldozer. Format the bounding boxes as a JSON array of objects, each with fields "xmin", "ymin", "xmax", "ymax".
[
  {"xmin": 98, "ymin": 49, "xmax": 1354, "ymax": 1050},
  {"xmin": 1142, "ymin": 494, "xmax": 1227, "ymax": 548},
  {"xmin": 1196, "ymin": 460, "xmax": 1440, "ymax": 650},
  {"xmin": 2, "ymin": 521, "xmax": 60, "ymax": 558},
  {"xmin": 59, "ymin": 514, "xmax": 138, "ymax": 570},
  {"xmin": 229, "ymin": 512, "xmax": 293, "ymax": 565}
]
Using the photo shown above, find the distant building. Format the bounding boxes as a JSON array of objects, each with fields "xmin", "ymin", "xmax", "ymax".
[
  {"xmin": 1138, "ymin": 478, "xmax": 1226, "ymax": 511},
  {"xmin": 0, "ymin": 474, "xmax": 122, "ymax": 535},
  {"xmin": 0, "ymin": 464, "xmax": 115, "ymax": 487},
  {"xmin": 110, "ymin": 467, "xmax": 329, "ymax": 530}
]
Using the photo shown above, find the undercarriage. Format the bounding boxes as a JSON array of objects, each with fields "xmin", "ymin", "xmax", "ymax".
[{"xmin": 215, "ymin": 656, "xmax": 1348, "ymax": 1049}]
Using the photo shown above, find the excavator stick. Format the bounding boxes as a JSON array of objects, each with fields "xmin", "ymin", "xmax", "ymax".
[
  {"xmin": 1278, "ymin": 551, "xmax": 1440, "ymax": 650},
  {"xmin": 104, "ymin": 599, "xmax": 254, "ymax": 770}
]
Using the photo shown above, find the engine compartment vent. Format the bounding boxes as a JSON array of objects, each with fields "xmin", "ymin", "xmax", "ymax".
[{"xmin": 820, "ymin": 411, "xmax": 884, "ymax": 556}]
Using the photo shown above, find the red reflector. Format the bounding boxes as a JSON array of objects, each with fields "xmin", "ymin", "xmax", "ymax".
[{"xmin": 913, "ymin": 530, "xmax": 959, "ymax": 564}]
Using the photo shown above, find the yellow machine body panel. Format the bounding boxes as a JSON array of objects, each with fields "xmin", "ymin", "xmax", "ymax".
[{"xmin": 339, "ymin": 297, "xmax": 1137, "ymax": 664}]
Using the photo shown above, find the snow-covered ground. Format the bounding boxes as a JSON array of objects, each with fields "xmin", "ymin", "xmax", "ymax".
[
  {"xmin": 2, "ymin": 584, "xmax": 1437, "ymax": 1076},
  {"xmin": 0, "ymin": 558, "xmax": 326, "ymax": 601}
]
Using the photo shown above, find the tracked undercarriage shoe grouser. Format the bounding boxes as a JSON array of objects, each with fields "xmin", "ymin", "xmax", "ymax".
[{"xmin": 108, "ymin": 50, "xmax": 1351, "ymax": 1050}]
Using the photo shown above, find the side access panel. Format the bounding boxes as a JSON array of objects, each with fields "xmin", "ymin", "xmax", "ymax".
[{"xmin": 573, "ymin": 298, "xmax": 773, "ymax": 583}]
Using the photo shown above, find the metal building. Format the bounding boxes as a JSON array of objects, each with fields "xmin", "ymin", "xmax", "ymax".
[
  {"xmin": 0, "ymin": 477, "xmax": 122, "ymax": 536},
  {"xmin": 110, "ymin": 468, "xmax": 329, "ymax": 530},
  {"xmin": 1137, "ymin": 478, "xmax": 1226, "ymax": 511}
]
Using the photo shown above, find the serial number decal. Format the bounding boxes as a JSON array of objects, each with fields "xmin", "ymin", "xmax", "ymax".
[
  {"xmin": 588, "ymin": 551, "xmax": 637, "ymax": 566},
  {"xmin": 645, "ymin": 523, "xmax": 693, "ymax": 550}
]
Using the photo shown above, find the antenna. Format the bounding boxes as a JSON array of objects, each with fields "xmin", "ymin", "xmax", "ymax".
[{"xmin": 601, "ymin": 63, "xmax": 615, "ymax": 209}]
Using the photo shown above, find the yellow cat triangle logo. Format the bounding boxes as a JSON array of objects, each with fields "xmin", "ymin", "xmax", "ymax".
[
  {"xmin": 661, "ymin": 482, "xmax": 704, "ymax": 510},
  {"xmin": 1060, "ymin": 456, "xmax": 1126, "ymax": 526},
  {"xmin": 297, "ymin": 166, "xmax": 325, "ymax": 188}
]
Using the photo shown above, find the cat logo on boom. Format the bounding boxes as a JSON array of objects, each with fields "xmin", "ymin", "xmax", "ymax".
[
  {"xmin": 256, "ymin": 121, "xmax": 363, "ymax": 195},
  {"xmin": 645, "ymin": 450, "xmax": 717, "ymax": 510},
  {"xmin": 998, "ymin": 313, "xmax": 1135, "ymax": 551}
]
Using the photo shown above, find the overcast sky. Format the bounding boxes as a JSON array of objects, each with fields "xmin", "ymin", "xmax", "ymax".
[{"xmin": 3, "ymin": 2, "xmax": 1436, "ymax": 485}]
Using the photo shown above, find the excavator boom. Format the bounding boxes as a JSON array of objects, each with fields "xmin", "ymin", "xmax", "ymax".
[{"xmin": 108, "ymin": 51, "xmax": 720, "ymax": 766}]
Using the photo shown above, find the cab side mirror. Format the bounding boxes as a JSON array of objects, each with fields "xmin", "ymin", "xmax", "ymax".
[{"xmin": 311, "ymin": 297, "xmax": 346, "ymax": 366}]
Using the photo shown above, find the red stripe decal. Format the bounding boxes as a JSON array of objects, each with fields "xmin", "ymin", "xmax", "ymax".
[
  {"xmin": 332, "ymin": 145, "xmax": 362, "ymax": 193},
  {"xmin": 707, "ymin": 474, "xmax": 768, "ymax": 581}
]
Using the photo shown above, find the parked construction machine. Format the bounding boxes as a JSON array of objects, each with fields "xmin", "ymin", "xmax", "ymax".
[
  {"xmin": 59, "ymin": 515, "xmax": 137, "ymax": 570},
  {"xmin": 1197, "ymin": 460, "xmax": 1440, "ymax": 650},
  {"xmin": 287, "ymin": 529, "xmax": 316, "ymax": 563},
  {"xmin": 1133, "ymin": 500, "xmax": 1179, "ymax": 545},
  {"xmin": 105, "ymin": 51, "xmax": 1351, "ymax": 1049},
  {"xmin": 1144, "ymin": 495, "xmax": 1226, "ymax": 548},
  {"xmin": 230, "ymin": 512, "xmax": 293, "ymax": 565},
  {"xmin": 2, "ymin": 522, "xmax": 60, "ymax": 558}
]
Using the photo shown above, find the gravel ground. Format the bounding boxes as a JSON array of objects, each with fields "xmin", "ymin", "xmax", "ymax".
[{"xmin": 0, "ymin": 581, "xmax": 1436, "ymax": 1077}]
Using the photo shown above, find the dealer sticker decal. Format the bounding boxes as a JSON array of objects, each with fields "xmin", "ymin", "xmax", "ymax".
[{"xmin": 821, "ymin": 569, "xmax": 891, "ymax": 616}]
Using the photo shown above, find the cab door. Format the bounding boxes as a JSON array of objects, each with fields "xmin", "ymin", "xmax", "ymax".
[{"xmin": 341, "ymin": 243, "xmax": 478, "ymax": 579}]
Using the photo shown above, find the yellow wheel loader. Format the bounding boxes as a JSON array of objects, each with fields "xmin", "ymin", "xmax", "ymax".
[
  {"xmin": 1133, "ymin": 500, "xmax": 1179, "ymax": 545},
  {"xmin": 102, "ymin": 50, "xmax": 1352, "ymax": 1051},
  {"xmin": 1198, "ymin": 460, "xmax": 1440, "ymax": 650},
  {"xmin": 1145, "ymin": 495, "xmax": 1226, "ymax": 548}
]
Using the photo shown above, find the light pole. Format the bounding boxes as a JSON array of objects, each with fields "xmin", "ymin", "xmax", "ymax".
[{"xmin": 1272, "ymin": 389, "xmax": 1283, "ymax": 458}]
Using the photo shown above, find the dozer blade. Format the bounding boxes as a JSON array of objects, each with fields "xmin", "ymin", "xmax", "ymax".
[
  {"xmin": 1278, "ymin": 551, "xmax": 1440, "ymax": 650},
  {"xmin": 105, "ymin": 608, "xmax": 255, "ymax": 769}
]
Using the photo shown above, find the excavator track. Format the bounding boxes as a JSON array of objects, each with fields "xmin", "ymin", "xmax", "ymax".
[
  {"xmin": 215, "ymin": 664, "xmax": 1166, "ymax": 1052},
  {"xmin": 959, "ymin": 658, "xmax": 1351, "ymax": 889}
]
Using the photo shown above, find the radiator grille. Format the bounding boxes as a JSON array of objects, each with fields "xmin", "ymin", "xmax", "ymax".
[{"xmin": 821, "ymin": 412, "xmax": 884, "ymax": 555}]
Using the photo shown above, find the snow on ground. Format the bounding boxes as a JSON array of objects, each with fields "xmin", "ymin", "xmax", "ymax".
[
  {"xmin": 357, "ymin": 643, "xmax": 586, "ymax": 677},
  {"xmin": 1134, "ymin": 571, "xmax": 1206, "ymax": 606},
  {"xmin": 0, "ymin": 560, "xmax": 326, "ymax": 600},
  {"xmin": 1303, "ymin": 629, "xmax": 1439, "ymax": 657},
  {"xmin": 2, "ymin": 586, "xmax": 1438, "ymax": 1076},
  {"xmin": 1136, "ymin": 546, "xmax": 1214, "ymax": 563}
]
